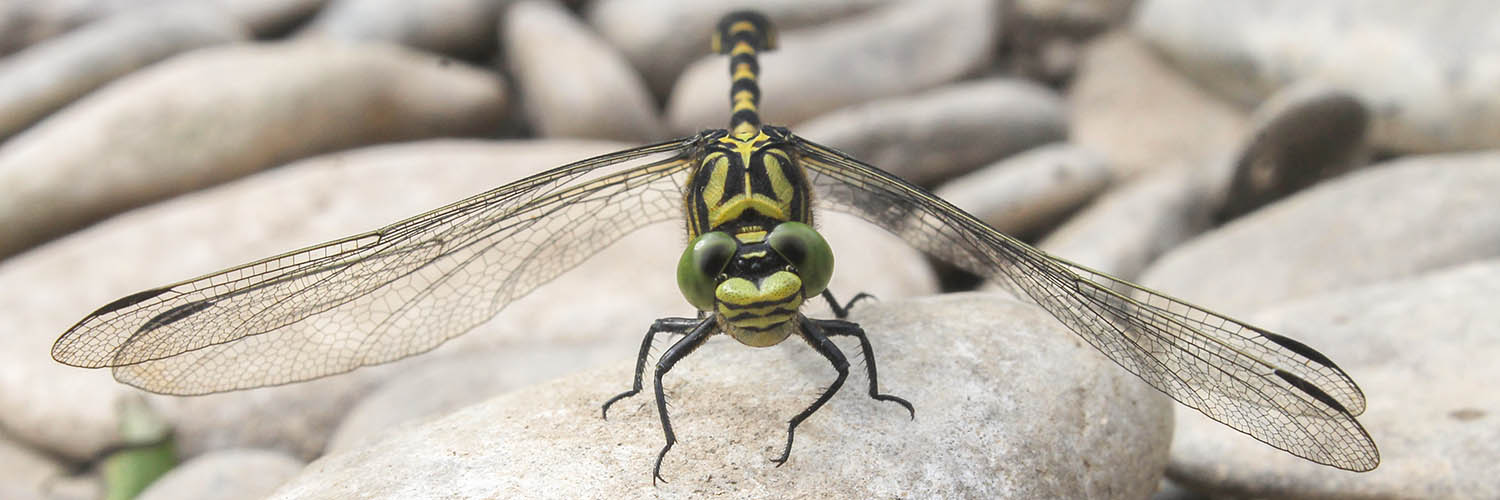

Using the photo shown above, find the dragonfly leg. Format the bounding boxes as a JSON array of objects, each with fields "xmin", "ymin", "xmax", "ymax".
[
  {"xmin": 820, "ymin": 289, "xmax": 875, "ymax": 319},
  {"xmin": 651, "ymin": 318, "xmax": 715, "ymax": 485},
  {"xmin": 815, "ymin": 319, "xmax": 914, "ymax": 419},
  {"xmin": 772, "ymin": 317, "xmax": 850, "ymax": 467},
  {"xmin": 602, "ymin": 317, "xmax": 699, "ymax": 419}
]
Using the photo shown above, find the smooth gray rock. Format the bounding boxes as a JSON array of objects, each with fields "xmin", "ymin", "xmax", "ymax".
[
  {"xmin": 219, "ymin": 0, "xmax": 328, "ymax": 37},
  {"xmin": 935, "ymin": 143, "xmax": 1112, "ymax": 238},
  {"xmin": 0, "ymin": 139, "xmax": 934, "ymax": 463},
  {"xmin": 1141, "ymin": 152, "xmax": 1500, "ymax": 318},
  {"xmin": 325, "ymin": 344, "xmax": 623, "ymax": 453},
  {"xmin": 1136, "ymin": 0, "xmax": 1500, "ymax": 153},
  {"xmin": 0, "ymin": 0, "xmax": 177, "ymax": 55},
  {"xmin": 0, "ymin": 433, "xmax": 63, "ymax": 500},
  {"xmin": 137, "ymin": 449, "xmax": 304, "ymax": 500},
  {"xmin": 1039, "ymin": 167, "xmax": 1205, "ymax": 280},
  {"xmin": 270, "ymin": 293, "xmax": 1173, "ymax": 499},
  {"xmin": 667, "ymin": 0, "xmax": 996, "ymax": 134},
  {"xmin": 298, "ymin": 0, "xmax": 507, "ymax": 59},
  {"xmin": 1004, "ymin": 0, "xmax": 1137, "ymax": 82},
  {"xmin": 1014, "ymin": 0, "xmax": 1136, "ymax": 32},
  {"xmin": 0, "ymin": 40, "xmax": 508, "ymax": 259},
  {"xmin": 502, "ymin": 0, "xmax": 665, "ymax": 142},
  {"xmin": 1214, "ymin": 83, "xmax": 1371, "ymax": 222},
  {"xmin": 1068, "ymin": 32, "xmax": 1247, "ymax": 178},
  {"xmin": 0, "ymin": 3, "xmax": 246, "ymax": 141},
  {"xmin": 1169, "ymin": 260, "xmax": 1500, "ymax": 499},
  {"xmin": 587, "ymin": 0, "xmax": 890, "ymax": 97},
  {"xmin": 797, "ymin": 78, "xmax": 1067, "ymax": 187}
]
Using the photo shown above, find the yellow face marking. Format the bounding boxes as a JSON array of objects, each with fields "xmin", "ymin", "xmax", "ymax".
[{"xmin": 734, "ymin": 230, "xmax": 767, "ymax": 243}]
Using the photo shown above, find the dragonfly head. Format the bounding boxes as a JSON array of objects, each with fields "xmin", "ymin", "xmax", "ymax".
[{"xmin": 677, "ymin": 221, "xmax": 833, "ymax": 347}]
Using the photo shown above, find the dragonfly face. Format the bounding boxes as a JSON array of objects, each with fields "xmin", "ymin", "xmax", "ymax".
[{"xmin": 678, "ymin": 128, "xmax": 833, "ymax": 347}]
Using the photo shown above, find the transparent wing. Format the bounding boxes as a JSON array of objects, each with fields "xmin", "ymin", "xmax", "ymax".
[
  {"xmin": 53, "ymin": 139, "xmax": 698, "ymax": 395},
  {"xmin": 796, "ymin": 137, "xmax": 1379, "ymax": 472}
]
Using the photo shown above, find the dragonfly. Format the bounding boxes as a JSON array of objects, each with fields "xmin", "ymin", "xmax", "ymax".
[{"xmin": 53, "ymin": 10, "xmax": 1378, "ymax": 483}]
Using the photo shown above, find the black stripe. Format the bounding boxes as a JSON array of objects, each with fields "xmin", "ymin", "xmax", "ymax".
[
  {"xmin": 728, "ymin": 54, "xmax": 760, "ymax": 77},
  {"xmin": 729, "ymin": 79, "xmax": 760, "ymax": 98},
  {"xmin": 731, "ymin": 109, "xmax": 761, "ymax": 126},
  {"xmin": 90, "ymin": 288, "xmax": 169, "ymax": 316},
  {"xmin": 1259, "ymin": 330, "xmax": 1340, "ymax": 370},
  {"xmin": 1274, "ymin": 369, "xmax": 1349, "ymax": 414},
  {"xmin": 137, "ymin": 299, "xmax": 216, "ymax": 334},
  {"xmin": 719, "ymin": 296, "xmax": 799, "ymax": 310}
]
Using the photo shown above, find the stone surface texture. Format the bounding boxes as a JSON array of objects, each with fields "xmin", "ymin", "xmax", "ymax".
[
  {"xmin": 270, "ymin": 294, "xmax": 1173, "ymax": 499},
  {"xmin": 796, "ymin": 78, "xmax": 1067, "ymax": 187}
]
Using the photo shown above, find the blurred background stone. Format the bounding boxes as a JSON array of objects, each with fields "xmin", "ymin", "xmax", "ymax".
[
  {"xmin": 667, "ymin": 0, "xmax": 996, "ymax": 134},
  {"xmin": 0, "ymin": 40, "xmax": 507, "ymax": 258},
  {"xmin": 0, "ymin": 431, "xmax": 64, "ymax": 500},
  {"xmin": 797, "ymin": 78, "xmax": 1066, "ymax": 187},
  {"xmin": 1213, "ymin": 82, "xmax": 1370, "ymax": 222},
  {"xmin": 1141, "ymin": 152, "xmax": 1500, "ymax": 318},
  {"xmin": 935, "ymin": 143, "xmax": 1112, "ymax": 238},
  {"xmin": 0, "ymin": 3, "xmax": 246, "ymax": 141},
  {"xmin": 588, "ymin": 0, "xmax": 889, "ymax": 98},
  {"xmin": 502, "ymin": 0, "xmax": 665, "ymax": 142},
  {"xmin": 136, "ymin": 449, "xmax": 304, "ymax": 500},
  {"xmin": 1039, "ymin": 167, "xmax": 1204, "ymax": 280},
  {"xmin": 1136, "ymin": 0, "xmax": 1500, "ymax": 153},
  {"xmin": 299, "ymin": 0, "xmax": 507, "ymax": 60},
  {"xmin": 1068, "ymin": 32, "xmax": 1248, "ymax": 179}
]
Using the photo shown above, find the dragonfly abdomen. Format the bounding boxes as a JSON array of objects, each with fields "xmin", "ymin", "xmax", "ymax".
[{"xmin": 712, "ymin": 11, "xmax": 776, "ymax": 139}]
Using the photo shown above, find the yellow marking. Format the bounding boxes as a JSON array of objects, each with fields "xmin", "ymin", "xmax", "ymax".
[
  {"xmin": 710, "ymin": 33, "xmax": 722, "ymax": 53},
  {"xmin": 715, "ymin": 272, "xmax": 801, "ymax": 306},
  {"xmin": 733, "ymin": 99, "xmax": 757, "ymax": 112},
  {"xmin": 728, "ymin": 21, "xmax": 757, "ymax": 34},
  {"xmin": 762, "ymin": 152, "xmax": 795, "ymax": 203},
  {"xmin": 709, "ymin": 195, "xmax": 789, "ymax": 227},
  {"xmin": 732, "ymin": 63, "xmax": 756, "ymax": 81},
  {"xmin": 732, "ymin": 123, "xmax": 758, "ymax": 139},
  {"xmin": 734, "ymin": 230, "xmax": 767, "ymax": 243},
  {"xmin": 730, "ymin": 42, "xmax": 756, "ymax": 56},
  {"xmin": 701, "ymin": 154, "xmax": 729, "ymax": 209}
]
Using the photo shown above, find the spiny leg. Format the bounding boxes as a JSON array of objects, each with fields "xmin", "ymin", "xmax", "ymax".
[
  {"xmin": 816, "ymin": 318, "xmax": 914, "ymax": 419},
  {"xmin": 602, "ymin": 317, "xmax": 699, "ymax": 419},
  {"xmin": 820, "ymin": 289, "xmax": 874, "ymax": 319},
  {"xmin": 773, "ymin": 316, "xmax": 851, "ymax": 466},
  {"xmin": 651, "ymin": 317, "xmax": 716, "ymax": 484}
]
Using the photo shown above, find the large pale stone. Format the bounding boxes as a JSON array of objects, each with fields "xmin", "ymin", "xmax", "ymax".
[{"xmin": 270, "ymin": 294, "xmax": 1173, "ymax": 499}]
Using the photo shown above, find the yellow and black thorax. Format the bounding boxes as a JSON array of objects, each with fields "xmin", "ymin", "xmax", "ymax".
[{"xmin": 674, "ymin": 12, "xmax": 832, "ymax": 347}]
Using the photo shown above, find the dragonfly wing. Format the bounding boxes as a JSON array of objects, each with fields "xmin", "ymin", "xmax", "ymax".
[
  {"xmin": 796, "ymin": 137, "xmax": 1379, "ymax": 471},
  {"xmin": 53, "ymin": 139, "xmax": 698, "ymax": 395}
]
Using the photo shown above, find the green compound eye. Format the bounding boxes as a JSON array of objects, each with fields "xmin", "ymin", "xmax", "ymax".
[
  {"xmin": 677, "ymin": 231, "xmax": 737, "ymax": 310},
  {"xmin": 767, "ymin": 221, "xmax": 833, "ymax": 297}
]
